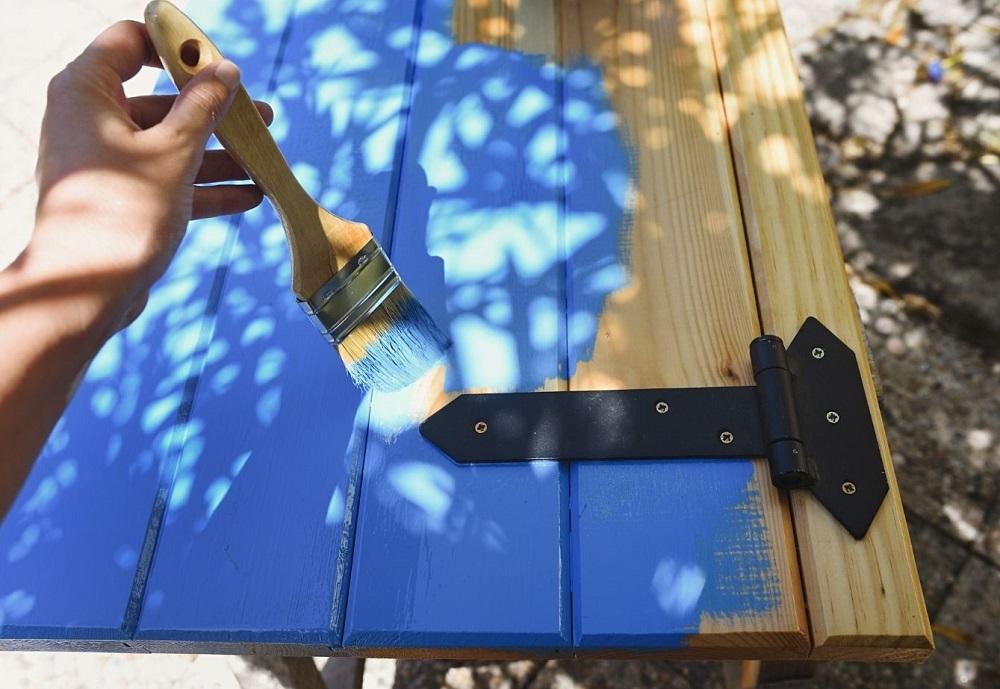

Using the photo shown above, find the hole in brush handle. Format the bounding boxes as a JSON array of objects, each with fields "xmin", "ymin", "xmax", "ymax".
[{"xmin": 179, "ymin": 39, "xmax": 201, "ymax": 69}]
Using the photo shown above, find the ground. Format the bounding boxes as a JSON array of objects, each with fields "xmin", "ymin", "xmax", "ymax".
[{"xmin": 0, "ymin": 0, "xmax": 997, "ymax": 686}]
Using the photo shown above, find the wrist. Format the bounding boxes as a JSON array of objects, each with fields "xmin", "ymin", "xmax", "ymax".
[{"xmin": 2, "ymin": 228, "xmax": 136, "ymax": 347}]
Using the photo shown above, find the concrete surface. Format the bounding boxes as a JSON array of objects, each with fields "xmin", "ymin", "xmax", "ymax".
[{"xmin": 0, "ymin": 0, "xmax": 997, "ymax": 686}]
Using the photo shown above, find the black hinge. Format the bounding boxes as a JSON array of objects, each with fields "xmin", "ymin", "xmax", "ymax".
[{"xmin": 420, "ymin": 317, "xmax": 889, "ymax": 539}]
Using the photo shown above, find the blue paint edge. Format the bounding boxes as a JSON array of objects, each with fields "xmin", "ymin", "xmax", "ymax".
[
  {"xmin": 134, "ymin": 627, "xmax": 333, "ymax": 645},
  {"xmin": 574, "ymin": 632, "xmax": 697, "ymax": 649},
  {"xmin": 343, "ymin": 629, "xmax": 572, "ymax": 650},
  {"xmin": 0, "ymin": 625, "xmax": 128, "ymax": 642}
]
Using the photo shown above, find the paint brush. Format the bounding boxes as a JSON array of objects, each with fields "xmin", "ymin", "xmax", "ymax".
[{"xmin": 144, "ymin": 0, "xmax": 447, "ymax": 390}]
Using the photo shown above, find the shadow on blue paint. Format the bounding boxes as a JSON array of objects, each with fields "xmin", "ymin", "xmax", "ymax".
[{"xmin": 0, "ymin": 0, "xmax": 775, "ymax": 649}]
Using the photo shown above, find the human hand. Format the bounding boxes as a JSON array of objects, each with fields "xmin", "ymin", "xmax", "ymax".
[{"xmin": 30, "ymin": 19, "xmax": 272, "ymax": 331}]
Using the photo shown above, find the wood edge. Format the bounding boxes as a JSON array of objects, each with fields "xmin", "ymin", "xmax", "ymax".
[
  {"xmin": 809, "ymin": 635, "xmax": 935, "ymax": 662},
  {"xmin": 687, "ymin": 0, "xmax": 812, "ymax": 648},
  {"xmin": 684, "ymin": 629, "xmax": 811, "ymax": 658},
  {"xmin": 702, "ymin": 0, "xmax": 932, "ymax": 655}
]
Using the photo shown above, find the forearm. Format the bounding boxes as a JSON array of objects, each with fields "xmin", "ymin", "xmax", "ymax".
[
  {"xmin": 0, "ymin": 18, "xmax": 257, "ymax": 521},
  {"xmin": 0, "ymin": 237, "xmax": 129, "ymax": 520}
]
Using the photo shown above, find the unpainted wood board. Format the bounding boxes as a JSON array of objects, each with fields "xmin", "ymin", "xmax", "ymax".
[
  {"xmin": 134, "ymin": 0, "xmax": 421, "ymax": 646},
  {"xmin": 343, "ymin": 0, "xmax": 572, "ymax": 651},
  {"xmin": 704, "ymin": 0, "xmax": 932, "ymax": 660},
  {"xmin": 556, "ymin": 0, "xmax": 808, "ymax": 654},
  {"xmin": 0, "ymin": 0, "xmax": 294, "ymax": 647}
]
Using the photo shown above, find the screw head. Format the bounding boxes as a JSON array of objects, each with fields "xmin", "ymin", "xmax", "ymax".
[
  {"xmin": 474, "ymin": 420, "xmax": 488, "ymax": 434},
  {"xmin": 655, "ymin": 401, "xmax": 669, "ymax": 414},
  {"xmin": 720, "ymin": 430, "xmax": 734, "ymax": 445},
  {"xmin": 841, "ymin": 481, "xmax": 857, "ymax": 495},
  {"xmin": 826, "ymin": 410, "xmax": 840, "ymax": 424},
  {"xmin": 812, "ymin": 347, "xmax": 825, "ymax": 359}
]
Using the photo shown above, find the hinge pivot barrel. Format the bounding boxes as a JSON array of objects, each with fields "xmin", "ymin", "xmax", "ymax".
[{"xmin": 750, "ymin": 335, "xmax": 818, "ymax": 489}]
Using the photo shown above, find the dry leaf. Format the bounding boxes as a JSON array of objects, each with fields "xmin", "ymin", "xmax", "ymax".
[
  {"xmin": 933, "ymin": 624, "xmax": 973, "ymax": 646},
  {"xmin": 890, "ymin": 179, "xmax": 952, "ymax": 198}
]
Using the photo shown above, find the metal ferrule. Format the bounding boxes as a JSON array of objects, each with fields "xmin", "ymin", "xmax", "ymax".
[{"xmin": 297, "ymin": 238, "xmax": 400, "ymax": 345}]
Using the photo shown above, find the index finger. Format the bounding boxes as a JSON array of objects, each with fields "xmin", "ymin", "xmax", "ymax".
[{"xmin": 75, "ymin": 20, "xmax": 162, "ymax": 82}]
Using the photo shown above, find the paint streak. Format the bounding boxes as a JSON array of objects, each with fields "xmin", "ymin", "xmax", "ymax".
[
  {"xmin": 571, "ymin": 460, "xmax": 778, "ymax": 648},
  {"xmin": 700, "ymin": 482, "xmax": 782, "ymax": 619}
]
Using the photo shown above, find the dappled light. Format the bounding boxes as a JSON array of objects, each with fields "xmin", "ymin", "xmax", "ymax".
[
  {"xmin": 1, "ymin": 0, "xmax": 633, "ymax": 642},
  {"xmin": 0, "ymin": 0, "xmax": 900, "ymax": 651},
  {"xmin": 347, "ymin": 0, "xmax": 634, "ymax": 641}
]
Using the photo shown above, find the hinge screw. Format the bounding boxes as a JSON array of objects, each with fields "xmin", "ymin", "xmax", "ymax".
[
  {"xmin": 720, "ymin": 431, "xmax": 734, "ymax": 444},
  {"xmin": 655, "ymin": 401, "xmax": 669, "ymax": 414},
  {"xmin": 826, "ymin": 410, "xmax": 840, "ymax": 424},
  {"xmin": 812, "ymin": 347, "xmax": 825, "ymax": 359},
  {"xmin": 474, "ymin": 420, "xmax": 488, "ymax": 434},
  {"xmin": 841, "ymin": 481, "xmax": 857, "ymax": 495}
]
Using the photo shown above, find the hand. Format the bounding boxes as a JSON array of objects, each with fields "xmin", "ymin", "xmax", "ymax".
[
  {"xmin": 0, "ymin": 19, "xmax": 274, "ymax": 519},
  {"xmin": 31, "ymin": 19, "xmax": 272, "ymax": 330}
]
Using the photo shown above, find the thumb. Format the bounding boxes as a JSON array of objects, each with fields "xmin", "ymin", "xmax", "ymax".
[{"xmin": 161, "ymin": 59, "xmax": 240, "ymax": 146}]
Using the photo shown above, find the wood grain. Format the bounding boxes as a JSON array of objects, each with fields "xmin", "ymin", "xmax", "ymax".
[
  {"xmin": 555, "ymin": 0, "xmax": 808, "ymax": 655},
  {"xmin": 704, "ymin": 0, "xmax": 933, "ymax": 661}
]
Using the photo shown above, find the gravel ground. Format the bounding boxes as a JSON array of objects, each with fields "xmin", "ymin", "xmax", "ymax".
[{"xmin": 0, "ymin": 0, "xmax": 997, "ymax": 687}]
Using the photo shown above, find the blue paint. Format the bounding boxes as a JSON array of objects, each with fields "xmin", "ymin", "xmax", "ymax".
[
  {"xmin": 0, "ymin": 0, "xmax": 780, "ymax": 655},
  {"xmin": 571, "ymin": 461, "xmax": 779, "ymax": 648},
  {"xmin": 345, "ymin": 0, "xmax": 572, "ymax": 649},
  {"xmin": 0, "ymin": 0, "xmax": 286, "ymax": 643},
  {"xmin": 561, "ymin": 60, "xmax": 633, "ymax": 375},
  {"xmin": 343, "ymin": 0, "xmax": 631, "ymax": 652},
  {"xmin": 134, "ymin": 0, "xmax": 421, "ymax": 647},
  {"xmin": 344, "ymin": 291, "xmax": 451, "ymax": 391}
]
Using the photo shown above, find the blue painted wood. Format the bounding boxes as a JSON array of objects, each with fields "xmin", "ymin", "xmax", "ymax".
[
  {"xmin": 0, "ymin": 1, "xmax": 290, "ymax": 646},
  {"xmin": 0, "ymin": 0, "xmax": 790, "ymax": 655},
  {"xmin": 558, "ymin": 59, "xmax": 784, "ymax": 648},
  {"xmin": 342, "ymin": 0, "xmax": 573, "ymax": 651},
  {"xmin": 571, "ymin": 461, "xmax": 780, "ymax": 648},
  {"xmin": 134, "ymin": 0, "xmax": 422, "ymax": 646}
]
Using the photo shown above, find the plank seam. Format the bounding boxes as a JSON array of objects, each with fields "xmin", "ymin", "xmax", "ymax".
[
  {"xmin": 380, "ymin": 0, "xmax": 427, "ymax": 257},
  {"xmin": 121, "ymin": 213, "xmax": 243, "ymax": 639},
  {"xmin": 121, "ymin": 3, "xmax": 300, "ymax": 640},
  {"xmin": 554, "ymin": 44, "xmax": 575, "ymax": 650},
  {"xmin": 699, "ymin": 0, "xmax": 812, "ymax": 652},
  {"xmin": 336, "ymin": 0, "xmax": 428, "ymax": 648}
]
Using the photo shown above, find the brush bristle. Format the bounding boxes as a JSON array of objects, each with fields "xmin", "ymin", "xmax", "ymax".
[{"xmin": 338, "ymin": 284, "xmax": 450, "ymax": 391}]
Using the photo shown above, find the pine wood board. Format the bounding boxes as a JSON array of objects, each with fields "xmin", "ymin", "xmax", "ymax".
[
  {"xmin": 703, "ymin": 0, "xmax": 933, "ymax": 661},
  {"xmin": 452, "ymin": 0, "xmax": 807, "ymax": 655},
  {"xmin": 554, "ymin": 0, "xmax": 807, "ymax": 655}
]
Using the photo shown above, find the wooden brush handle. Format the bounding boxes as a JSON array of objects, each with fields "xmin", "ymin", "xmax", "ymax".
[{"xmin": 144, "ymin": 0, "xmax": 373, "ymax": 298}]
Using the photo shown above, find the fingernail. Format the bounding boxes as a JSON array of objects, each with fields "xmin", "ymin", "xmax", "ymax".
[{"xmin": 215, "ymin": 59, "xmax": 240, "ymax": 90}]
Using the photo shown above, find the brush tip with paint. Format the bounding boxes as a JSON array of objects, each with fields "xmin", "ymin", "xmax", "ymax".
[
  {"xmin": 299, "ymin": 236, "xmax": 449, "ymax": 390},
  {"xmin": 146, "ymin": 0, "xmax": 448, "ymax": 390},
  {"xmin": 338, "ymin": 283, "xmax": 450, "ymax": 391}
]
